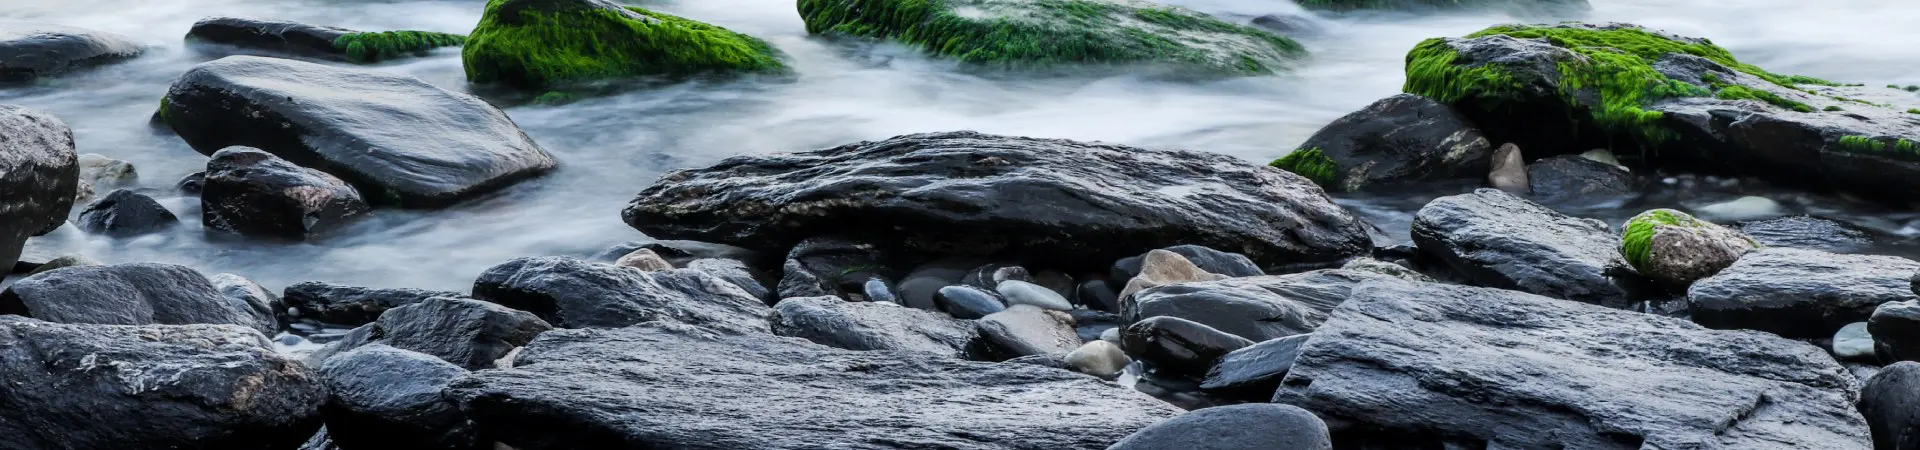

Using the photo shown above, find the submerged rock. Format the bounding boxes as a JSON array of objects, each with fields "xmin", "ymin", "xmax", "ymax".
[
  {"xmin": 0, "ymin": 105, "xmax": 78, "ymax": 271},
  {"xmin": 471, "ymin": 256, "xmax": 769, "ymax": 333},
  {"xmin": 75, "ymin": 189, "xmax": 177, "ymax": 237},
  {"xmin": 1412, "ymin": 188, "xmax": 1632, "ymax": 305},
  {"xmin": 1689, "ymin": 248, "xmax": 1920, "ymax": 339},
  {"xmin": 1272, "ymin": 94, "xmax": 1490, "ymax": 191},
  {"xmin": 0, "ymin": 23, "xmax": 144, "ymax": 83},
  {"xmin": 0, "ymin": 263, "xmax": 272, "ymax": 332},
  {"xmin": 1108, "ymin": 404, "xmax": 1332, "ymax": 450},
  {"xmin": 1620, "ymin": 209, "xmax": 1758, "ymax": 287},
  {"xmin": 283, "ymin": 281, "xmax": 464, "ymax": 326},
  {"xmin": 187, "ymin": 16, "xmax": 464, "ymax": 63},
  {"xmin": 769, "ymin": 296, "xmax": 978, "ymax": 357},
  {"xmin": 624, "ymin": 131, "xmax": 1371, "ymax": 271},
  {"xmin": 463, "ymin": 0, "xmax": 785, "ymax": 91}
]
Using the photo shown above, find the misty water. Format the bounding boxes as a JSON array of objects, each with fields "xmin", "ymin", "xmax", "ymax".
[{"xmin": 5, "ymin": 0, "xmax": 1920, "ymax": 291}]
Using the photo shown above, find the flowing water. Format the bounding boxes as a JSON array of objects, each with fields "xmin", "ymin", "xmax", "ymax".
[{"xmin": 5, "ymin": 0, "xmax": 1920, "ymax": 291}]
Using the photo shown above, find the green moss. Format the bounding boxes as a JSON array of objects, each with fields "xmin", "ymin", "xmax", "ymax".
[
  {"xmin": 1620, "ymin": 209, "xmax": 1698, "ymax": 272},
  {"xmin": 1908, "ymin": 108, "xmax": 1920, "ymax": 114},
  {"xmin": 463, "ymin": 0, "xmax": 787, "ymax": 90},
  {"xmin": 1837, "ymin": 136, "xmax": 1920, "ymax": 158},
  {"xmin": 1295, "ymin": 0, "xmax": 1582, "ymax": 12},
  {"xmin": 797, "ymin": 0, "xmax": 1303, "ymax": 75},
  {"xmin": 1270, "ymin": 147, "xmax": 1339, "ymax": 188},
  {"xmin": 333, "ymin": 31, "xmax": 466, "ymax": 63},
  {"xmin": 532, "ymin": 91, "xmax": 578, "ymax": 105},
  {"xmin": 1907, "ymin": 85, "xmax": 1920, "ymax": 92},
  {"xmin": 1824, "ymin": 105, "xmax": 1843, "ymax": 112},
  {"xmin": 157, "ymin": 96, "xmax": 171, "ymax": 123}
]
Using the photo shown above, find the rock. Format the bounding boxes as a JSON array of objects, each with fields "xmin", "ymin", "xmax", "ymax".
[
  {"xmin": 1200, "ymin": 333, "xmax": 1313, "ymax": 397},
  {"xmin": 76, "ymin": 152, "xmax": 136, "ymax": 203},
  {"xmin": 624, "ymin": 131, "xmax": 1372, "ymax": 270},
  {"xmin": 594, "ymin": 239, "xmax": 764, "ymax": 268},
  {"xmin": 317, "ymin": 345, "xmax": 476, "ymax": 450},
  {"xmin": 0, "ymin": 105, "xmax": 78, "ymax": 271},
  {"xmin": 1835, "ymin": 322, "xmax": 1877, "ymax": 362},
  {"xmin": 977, "ymin": 305, "xmax": 1081, "ymax": 359},
  {"xmin": 1486, "ymin": 143, "xmax": 1529, "ymax": 195},
  {"xmin": 934, "ymin": 285, "xmax": 1004, "ymax": 320},
  {"xmin": 769, "ymin": 296, "xmax": 978, "ymax": 357},
  {"xmin": 1123, "ymin": 316, "xmax": 1253, "ymax": 378},
  {"xmin": 23, "ymin": 253, "xmax": 98, "ymax": 276},
  {"xmin": 370, "ymin": 297, "xmax": 551, "ymax": 370},
  {"xmin": 464, "ymin": 0, "xmax": 785, "ymax": 91},
  {"xmin": 1580, "ymin": 148, "xmax": 1620, "ymax": 165},
  {"xmin": 75, "ymin": 189, "xmax": 177, "ymax": 237},
  {"xmin": 1032, "ymin": 270, "xmax": 1076, "ymax": 297},
  {"xmin": 684, "ymin": 258, "xmax": 772, "ymax": 302},
  {"xmin": 1695, "ymin": 196, "xmax": 1785, "ymax": 222},
  {"xmin": 0, "ymin": 263, "xmax": 271, "ymax": 332},
  {"xmin": 446, "ymin": 322, "xmax": 1181, "ymax": 449},
  {"xmin": 785, "ymin": 236, "xmax": 895, "ymax": 296},
  {"xmin": 471, "ymin": 256, "xmax": 769, "ymax": 333},
  {"xmin": 799, "ymin": 0, "xmax": 1302, "ymax": 75},
  {"xmin": 962, "ymin": 262, "xmax": 1031, "ymax": 290},
  {"xmin": 1249, "ymin": 14, "xmax": 1323, "ymax": 36},
  {"xmin": 1113, "ymin": 244, "xmax": 1263, "ymax": 284},
  {"xmin": 1338, "ymin": 257, "xmax": 1433, "ymax": 282},
  {"xmin": 1526, "ymin": 154, "xmax": 1637, "ymax": 204},
  {"xmin": 1873, "ymin": 300, "xmax": 1920, "ymax": 363},
  {"xmin": 613, "ymin": 248, "xmax": 673, "ymax": 271},
  {"xmin": 1069, "ymin": 309, "xmax": 1120, "ymax": 343},
  {"xmin": 862, "ymin": 277, "xmax": 898, "ymax": 304},
  {"xmin": 997, "ymin": 280, "xmax": 1073, "ymax": 311},
  {"xmin": 1859, "ymin": 362, "xmax": 1920, "ymax": 450},
  {"xmin": 161, "ymin": 55, "xmax": 557, "ymax": 207},
  {"xmin": 300, "ymin": 427, "xmax": 339, "ymax": 450},
  {"xmin": 177, "ymin": 171, "xmax": 206, "ymax": 194},
  {"xmin": 283, "ymin": 281, "xmax": 463, "ymax": 326},
  {"xmin": 1129, "ymin": 269, "xmax": 1399, "ymax": 342},
  {"xmin": 776, "ymin": 258, "xmax": 834, "ymax": 299},
  {"xmin": 897, "ymin": 257, "xmax": 983, "ymax": 310},
  {"xmin": 1297, "ymin": 0, "xmax": 1587, "ymax": 15},
  {"xmin": 1004, "ymin": 353, "xmax": 1072, "ymax": 370},
  {"xmin": 1689, "ymin": 248, "xmax": 1920, "ymax": 339},
  {"xmin": 208, "ymin": 272, "xmax": 285, "ymax": 334},
  {"xmin": 1108, "ymin": 404, "xmax": 1332, "ymax": 450},
  {"xmin": 1078, "ymin": 279, "xmax": 1121, "ymax": 313},
  {"xmin": 0, "ymin": 317, "xmax": 325, "ymax": 449},
  {"xmin": 1064, "ymin": 340, "xmax": 1129, "ymax": 377},
  {"xmin": 201, "ymin": 146, "xmax": 371, "ymax": 240},
  {"xmin": 187, "ymin": 16, "xmax": 464, "ymax": 64},
  {"xmin": 1272, "ymin": 94, "xmax": 1491, "ymax": 192},
  {"xmin": 1272, "ymin": 280, "xmax": 1869, "ymax": 449},
  {"xmin": 0, "ymin": 23, "xmax": 143, "ymax": 83},
  {"xmin": 1620, "ymin": 208, "xmax": 1759, "ymax": 287},
  {"xmin": 1116, "ymin": 249, "xmax": 1226, "ymax": 301},
  {"xmin": 1737, "ymin": 215, "xmax": 1874, "ymax": 252},
  {"xmin": 1412, "ymin": 188, "xmax": 1632, "ymax": 305}
]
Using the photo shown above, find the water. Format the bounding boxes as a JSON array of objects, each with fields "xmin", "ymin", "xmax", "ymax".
[{"xmin": 6, "ymin": 0, "xmax": 1920, "ymax": 291}]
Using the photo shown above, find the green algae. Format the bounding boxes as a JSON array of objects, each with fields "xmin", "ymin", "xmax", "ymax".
[
  {"xmin": 1838, "ymin": 136, "xmax": 1920, "ymax": 158},
  {"xmin": 1294, "ymin": 0, "xmax": 1585, "ymax": 13},
  {"xmin": 463, "ymin": 0, "xmax": 787, "ymax": 90},
  {"xmin": 333, "ymin": 31, "xmax": 466, "ymax": 63},
  {"xmin": 1620, "ymin": 208, "xmax": 1697, "ymax": 273},
  {"xmin": 1824, "ymin": 105, "xmax": 1843, "ymax": 112},
  {"xmin": 1270, "ymin": 147, "xmax": 1339, "ymax": 188}
]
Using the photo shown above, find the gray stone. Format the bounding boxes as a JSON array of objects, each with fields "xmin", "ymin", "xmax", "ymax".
[
  {"xmin": 207, "ymin": 272, "xmax": 284, "ymax": 334},
  {"xmin": 1835, "ymin": 322, "xmax": 1876, "ymax": 362},
  {"xmin": 317, "ymin": 345, "xmax": 476, "ymax": 450},
  {"xmin": 369, "ymin": 297, "xmax": 551, "ymax": 370},
  {"xmin": 1873, "ymin": 300, "xmax": 1920, "ymax": 364},
  {"xmin": 1859, "ymin": 362, "xmax": 1920, "ymax": 450},
  {"xmin": 471, "ymin": 256, "xmax": 769, "ymax": 333},
  {"xmin": 0, "ymin": 23, "xmax": 143, "ymax": 83},
  {"xmin": 1623, "ymin": 208, "xmax": 1758, "ymax": 287},
  {"xmin": 1129, "ymin": 269, "xmax": 1398, "ymax": 342},
  {"xmin": 283, "ymin": 281, "xmax": 462, "ymax": 326},
  {"xmin": 1282, "ymin": 93, "xmax": 1491, "ymax": 192},
  {"xmin": 1413, "ymin": 188, "xmax": 1631, "ymax": 305},
  {"xmin": 1527, "ymin": 154, "xmax": 1636, "ymax": 205},
  {"xmin": 1689, "ymin": 248, "xmax": 1920, "ymax": 339},
  {"xmin": 997, "ymin": 279, "xmax": 1073, "ymax": 311},
  {"xmin": 1123, "ymin": 315, "xmax": 1253, "ymax": 378},
  {"xmin": 977, "ymin": 304, "xmax": 1081, "ymax": 358},
  {"xmin": 769, "ymin": 296, "xmax": 978, "ymax": 358},
  {"xmin": 1064, "ymin": 340, "xmax": 1129, "ymax": 377},
  {"xmin": 1201, "ymin": 333, "xmax": 1313, "ymax": 397},
  {"xmin": 1117, "ymin": 249, "xmax": 1224, "ymax": 301},
  {"xmin": 1737, "ymin": 215, "xmax": 1874, "ymax": 252},
  {"xmin": 0, "ymin": 105, "xmax": 78, "ymax": 272},
  {"xmin": 0, "ymin": 263, "xmax": 270, "ymax": 332},
  {"xmin": 76, "ymin": 189, "xmax": 177, "ymax": 237},
  {"xmin": 201, "ymin": 146, "xmax": 371, "ymax": 240},
  {"xmin": 1487, "ymin": 143, "xmax": 1528, "ymax": 195},
  {"xmin": 684, "ymin": 258, "xmax": 771, "ymax": 303},
  {"xmin": 613, "ymin": 248, "xmax": 674, "ymax": 271},
  {"xmin": 1108, "ymin": 403, "xmax": 1331, "ymax": 450}
]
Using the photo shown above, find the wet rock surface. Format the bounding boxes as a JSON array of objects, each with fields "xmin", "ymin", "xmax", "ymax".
[
  {"xmin": 1875, "ymin": 300, "xmax": 1920, "ymax": 364},
  {"xmin": 0, "ymin": 23, "xmax": 143, "ymax": 83},
  {"xmin": 186, "ymin": 16, "xmax": 352, "ymax": 60},
  {"xmin": 1526, "ymin": 154, "xmax": 1637, "ymax": 205},
  {"xmin": 75, "ymin": 188, "xmax": 177, "ymax": 237},
  {"xmin": 1128, "ymin": 269, "xmax": 1398, "ymax": 342},
  {"xmin": 1277, "ymin": 93, "xmax": 1491, "ymax": 192},
  {"xmin": 1412, "ymin": 188, "xmax": 1633, "ymax": 305},
  {"xmin": 769, "ymin": 296, "xmax": 978, "ymax": 357},
  {"xmin": 317, "ymin": 344, "xmax": 477, "ymax": 450},
  {"xmin": 471, "ymin": 256, "xmax": 769, "ymax": 332},
  {"xmin": 1737, "ymin": 215, "xmax": 1875, "ymax": 252},
  {"xmin": 0, "ymin": 263, "xmax": 272, "ymax": 332},
  {"xmin": 1689, "ymin": 247, "xmax": 1920, "ymax": 339},
  {"xmin": 201, "ymin": 146, "xmax": 371, "ymax": 240},
  {"xmin": 1108, "ymin": 403, "xmax": 1332, "ymax": 450},
  {"xmin": 976, "ymin": 304, "xmax": 1081, "ymax": 359},
  {"xmin": 0, "ymin": 105, "xmax": 78, "ymax": 273},
  {"xmin": 1860, "ymin": 362, "xmax": 1920, "ymax": 450},
  {"xmin": 283, "ymin": 281, "xmax": 463, "ymax": 326},
  {"xmin": 1201, "ymin": 333, "xmax": 1313, "ymax": 397}
]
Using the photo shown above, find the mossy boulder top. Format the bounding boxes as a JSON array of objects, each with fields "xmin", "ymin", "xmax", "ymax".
[
  {"xmin": 798, "ymin": 0, "xmax": 1305, "ymax": 75},
  {"xmin": 1295, "ymin": 0, "xmax": 1588, "ymax": 15},
  {"xmin": 462, "ymin": 0, "xmax": 787, "ymax": 90},
  {"xmin": 1620, "ymin": 209, "xmax": 1758, "ymax": 287},
  {"xmin": 1404, "ymin": 22, "xmax": 1920, "ymax": 203}
]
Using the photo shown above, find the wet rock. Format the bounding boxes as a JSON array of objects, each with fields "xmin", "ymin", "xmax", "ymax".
[
  {"xmin": 202, "ymin": 146, "xmax": 371, "ymax": 240},
  {"xmin": 0, "ymin": 263, "xmax": 271, "ymax": 332},
  {"xmin": 1412, "ymin": 188, "xmax": 1632, "ymax": 305},
  {"xmin": 934, "ymin": 285, "xmax": 1004, "ymax": 320},
  {"xmin": 1273, "ymin": 94, "xmax": 1490, "ymax": 192},
  {"xmin": 23, "ymin": 253, "xmax": 98, "ymax": 276},
  {"xmin": 0, "ymin": 317, "xmax": 325, "ymax": 449},
  {"xmin": 613, "ymin": 248, "xmax": 673, "ymax": 271},
  {"xmin": 370, "ymin": 297, "xmax": 551, "ymax": 370},
  {"xmin": 317, "ymin": 345, "xmax": 476, "ymax": 450},
  {"xmin": 1689, "ymin": 248, "xmax": 1920, "ymax": 339},
  {"xmin": 0, "ymin": 105, "xmax": 78, "ymax": 272},
  {"xmin": 862, "ymin": 277, "xmax": 898, "ymax": 304},
  {"xmin": 624, "ymin": 131, "xmax": 1372, "ymax": 270},
  {"xmin": 186, "ymin": 16, "xmax": 462, "ymax": 64},
  {"xmin": 1580, "ymin": 148, "xmax": 1620, "ymax": 165},
  {"xmin": 1113, "ymin": 244, "xmax": 1263, "ymax": 285},
  {"xmin": 1129, "ymin": 269, "xmax": 1398, "ymax": 342},
  {"xmin": 1032, "ymin": 270, "xmax": 1076, "ymax": 296},
  {"xmin": 997, "ymin": 280, "xmax": 1072, "ymax": 311},
  {"xmin": 75, "ymin": 189, "xmax": 177, "ymax": 237},
  {"xmin": 446, "ymin": 322, "xmax": 1180, "ymax": 449},
  {"xmin": 977, "ymin": 304, "xmax": 1081, "ymax": 359},
  {"xmin": 300, "ymin": 427, "xmax": 338, "ymax": 450},
  {"xmin": 685, "ymin": 258, "xmax": 772, "ymax": 302},
  {"xmin": 74, "ymin": 153, "xmax": 136, "ymax": 202},
  {"xmin": 1069, "ymin": 309, "xmax": 1120, "ymax": 343},
  {"xmin": 897, "ymin": 257, "xmax": 983, "ymax": 310},
  {"xmin": 283, "ymin": 281, "xmax": 463, "ymax": 326},
  {"xmin": 471, "ymin": 256, "xmax": 769, "ymax": 333},
  {"xmin": 1108, "ymin": 403, "xmax": 1332, "ymax": 450},
  {"xmin": 1298, "ymin": 0, "xmax": 1588, "ymax": 14},
  {"xmin": 1249, "ymin": 13, "xmax": 1323, "ymax": 36},
  {"xmin": 1737, "ymin": 215, "xmax": 1874, "ymax": 252},
  {"xmin": 1859, "ymin": 362, "xmax": 1920, "ymax": 450},
  {"xmin": 1064, "ymin": 340, "xmax": 1129, "ymax": 377},
  {"xmin": 1527, "ymin": 154, "xmax": 1637, "ymax": 204},
  {"xmin": 776, "ymin": 258, "xmax": 834, "ymax": 299},
  {"xmin": 1078, "ymin": 279, "xmax": 1121, "ymax": 313},
  {"xmin": 208, "ymin": 272, "xmax": 285, "ymax": 334},
  {"xmin": 1695, "ymin": 196, "xmax": 1784, "ymax": 222},
  {"xmin": 177, "ymin": 171, "xmax": 206, "ymax": 194},
  {"xmin": 0, "ymin": 23, "xmax": 143, "ymax": 83},
  {"xmin": 1117, "ymin": 249, "xmax": 1225, "ymax": 301},
  {"xmin": 1873, "ymin": 300, "xmax": 1920, "ymax": 363},
  {"xmin": 465, "ymin": 0, "xmax": 786, "ymax": 91},
  {"xmin": 769, "ymin": 296, "xmax": 978, "ymax": 357},
  {"xmin": 161, "ymin": 55, "xmax": 556, "ymax": 206},
  {"xmin": 1123, "ymin": 316, "xmax": 1253, "ymax": 378},
  {"xmin": 594, "ymin": 239, "xmax": 764, "ymax": 268},
  {"xmin": 1338, "ymin": 257, "xmax": 1433, "ymax": 282},
  {"xmin": 1621, "ymin": 208, "xmax": 1758, "ymax": 287},
  {"xmin": 1273, "ymin": 280, "xmax": 1869, "ymax": 449},
  {"xmin": 1201, "ymin": 333, "xmax": 1313, "ymax": 398},
  {"xmin": 1835, "ymin": 322, "xmax": 1876, "ymax": 362},
  {"xmin": 963, "ymin": 262, "xmax": 1032, "ymax": 290},
  {"xmin": 1487, "ymin": 143, "xmax": 1528, "ymax": 194},
  {"xmin": 787, "ymin": 236, "xmax": 896, "ymax": 295}
]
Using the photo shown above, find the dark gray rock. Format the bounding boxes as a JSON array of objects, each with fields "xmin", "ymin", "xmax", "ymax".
[
  {"xmin": 0, "ymin": 263, "xmax": 271, "ymax": 332},
  {"xmin": 1128, "ymin": 269, "xmax": 1395, "ymax": 342},
  {"xmin": 963, "ymin": 262, "xmax": 1031, "ymax": 290},
  {"xmin": 977, "ymin": 304, "xmax": 1081, "ymax": 359},
  {"xmin": 317, "ymin": 345, "xmax": 477, "ymax": 450},
  {"xmin": 1412, "ymin": 188, "xmax": 1633, "ymax": 305},
  {"xmin": 594, "ymin": 239, "xmax": 765, "ymax": 268},
  {"xmin": 161, "ymin": 55, "xmax": 556, "ymax": 207},
  {"xmin": 1860, "ymin": 362, "xmax": 1920, "ymax": 450},
  {"xmin": 0, "ymin": 23, "xmax": 143, "ymax": 83},
  {"xmin": 684, "ymin": 258, "xmax": 772, "ymax": 302},
  {"xmin": 471, "ymin": 256, "xmax": 769, "ymax": 333},
  {"xmin": 1280, "ymin": 94, "xmax": 1491, "ymax": 192},
  {"xmin": 0, "ymin": 317, "xmax": 325, "ymax": 450},
  {"xmin": 1272, "ymin": 280, "xmax": 1868, "ymax": 449},
  {"xmin": 177, "ymin": 171, "xmax": 206, "ymax": 194},
  {"xmin": 1689, "ymin": 247, "xmax": 1920, "ymax": 339},
  {"xmin": 1112, "ymin": 244, "xmax": 1263, "ymax": 285},
  {"xmin": 776, "ymin": 258, "xmax": 835, "ymax": 299},
  {"xmin": 934, "ymin": 285, "xmax": 1004, "ymax": 319},
  {"xmin": 1078, "ymin": 279, "xmax": 1120, "ymax": 313},
  {"xmin": 1123, "ymin": 316, "xmax": 1253, "ymax": 378},
  {"xmin": 786, "ymin": 235, "xmax": 896, "ymax": 296},
  {"xmin": 1299, "ymin": 0, "xmax": 1588, "ymax": 14},
  {"xmin": 0, "ymin": 105, "xmax": 78, "ymax": 273},
  {"xmin": 1526, "ymin": 155, "xmax": 1637, "ymax": 205},
  {"xmin": 75, "ymin": 189, "xmax": 177, "ymax": 237},
  {"xmin": 445, "ymin": 322, "xmax": 1181, "ymax": 449},
  {"xmin": 186, "ymin": 17, "xmax": 350, "ymax": 60},
  {"xmin": 1737, "ymin": 215, "xmax": 1875, "ymax": 252},
  {"xmin": 623, "ymin": 131, "xmax": 1372, "ymax": 270},
  {"xmin": 1873, "ymin": 300, "xmax": 1920, "ymax": 364},
  {"xmin": 373, "ymin": 297, "xmax": 550, "ymax": 370},
  {"xmin": 769, "ymin": 296, "xmax": 978, "ymax": 357},
  {"xmin": 202, "ymin": 146, "xmax": 370, "ymax": 240},
  {"xmin": 897, "ymin": 257, "xmax": 983, "ymax": 310},
  {"xmin": 1201, "ymin": 333, "xmax": 1312, "ymax": 398},
  {"xmin": 1108, "ymin": 403, "xmax": 1332, "ymax": 450},
  {"xmin": 1249, "ymin": 14, "xmax": 1323, "ymax": 36},
  {"xmin": 208, "ymin": 272, "xmax": 284, "ymax": 334},
  {"xmin": 283, "ymin": 281, "xmax": 463, "ymax": 326}
]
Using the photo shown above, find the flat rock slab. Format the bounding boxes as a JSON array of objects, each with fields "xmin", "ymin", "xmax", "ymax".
[
  {"xmin": 1689, "ymin": 247, "xmax": 1920, "ymax": 339},
  {"xmin": 1412, "ymin": 188, "xmax": 1632, "ymax": 305},
  {"xmin": 623, "ymin": 131, "xmax": 1371, "ymax": 270},
  {"xmin": 769, "ymin": 296, "xmax": 978, "ymax": 358},
  {"xmin": 0, "ymin": 22, "xmax": 143, "ymax": 83},
  {"xmin": 1128, "ymin": 269, "xmax": 1399, "ymax": 342},
  {"xmin": 446, "ymin": 322, "xmax": 1182, "ymax": 449},
  {"xmin": 472, "ymin": 256, "xmax": 770, "ymax": 333},
  {"xmin": 1273, "ymin": 280, "xmax": 1868, "ymax": 449}
]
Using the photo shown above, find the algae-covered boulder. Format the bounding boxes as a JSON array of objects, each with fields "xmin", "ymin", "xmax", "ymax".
[
  {"xmin": 798, "ymin": 0, "xmax": 1304, "ymax": 75},
  {"xmin": 187, "ymin": 17, "xmax": 463, "ymax": 64},
  {"xmin": 1296, "ymin": 0, "xmax": 1588, "ymax": 15},
  {"xmin": 463, "ymin": 0, "xmax": 786, "ymax": 90},
  {"xmin": 1405, "ymin": 23, "xmax": 1920, "ymax": 202},
  {"xmin": 1620, "ymin": 209, "xmax": 1759, "ymax": 287}
]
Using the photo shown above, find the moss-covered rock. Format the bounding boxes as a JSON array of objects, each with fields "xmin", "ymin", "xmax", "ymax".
[
  {"xmin": 463, "ymin": 0, "xmax": 787, "ymax": 91},
  {"xmin": 1272, "ymin": 94, "xmax": 1491, "ymax": 192},
  {"xmin": 1296, "ymin": 0, "xmax": 1587, "ymax": 15},
  {"xmin": 798, "ymin": 0, "xmax": 1304, "ymax": 75},
  {"xmin": 187, "ymin": 17, "xmax": 462, "ymax": 64},
  {"xmin": 335, "ymin": 31, "xmax": 465, "ymax": 63},
  {"xmin": 1620, "ymin": 209, "xmax": 1757, "ymax": 287}
]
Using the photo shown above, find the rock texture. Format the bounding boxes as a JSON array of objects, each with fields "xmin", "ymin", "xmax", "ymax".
[
  {"xmin": 1108, "ymin": 404, "xmax": 1332, "ymax": 450},
  {"xmin": 1621, "ymin": 208, "xmax": 1758, "ymax": 287},
  {"xmin": 1737, "ymin": 215, "xmax": 1874, "ymax": 252},
  {"xmin": 471, "ymin": 256, "xmax": 769, "ymax": 332},
  {"xmin": 0, "ymin": 263, "xmax": 272, "ymax": 333},
  {"xmin": 75, "ymin": 189, "xmax": 178, "ymax": 237},
  {"xmin": 1859, "ymin": 362, "xmax": 1920, "ymax": 450},
  {"xmin": 1273, "ymin": 94, "xmax": 1490, "ymax": 192},
  {"xmin": 1412, "ymin": 188, "xmax": 1632, "ymax": 305},
  {"xmin": 317, "ymin": 344, "xmax": 477, "ymax": 450},
  {"xmin": 201, "ymin": 146, "xmax": 371, "ymax": 240},
  {"xmin": 1689, "ymin": 248, "xmax": 1920, "ymax": 339},
  {"xmin": 768, "ymin": 296, "xmax": 978, "ymax": 358},
  {"xmin": 283, "ymin": 281, "xmax": 463, "ymax": 326},
  {"xmin": 1527, "ymin": 155, "xmax": 1636, "ymax": 205},
  {"xmin": 0, "ymin": 105, "xmax": 78, "ymax": 271},
  {"xmin": 0, "ymin": 23, "xmax": 143, "ymax": 83},
  {"xmin": 1874, "ymin": 300, "xmax": 1920, "ymax": 364},
  {"xmin": 1128, "ymin": 269, "xmax": 1397, "ymax": 342}
]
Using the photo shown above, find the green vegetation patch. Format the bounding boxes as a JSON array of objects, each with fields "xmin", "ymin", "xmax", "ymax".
[
  {"xmin": 797, "ymin": 0, "xmax": 1304, "ymax": 75},
  {"xmin": 1295, "ymin": 0, "xmax": 1585, "ymax": 13},
  {"xmin": 463, "ymin": 0, "xmax": 788, "ymax": 90},
  {"xmin": 334, "ymin": 31, "xmax": 466, "ymax": 64},
  {"xmin": 1838, "ymin": 135, "xmax": 1920, "ymax": 158},
  {"xmin": 1270, "ymin": 147, "xmax": 1339, "ymax": 188}
]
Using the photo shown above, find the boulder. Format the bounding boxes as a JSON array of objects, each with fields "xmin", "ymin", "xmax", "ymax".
[
  {"xmin": 75, "ymin": 189, "xmax": 178, "ymax": 237},
  {"xmin": 463, "ymin": 0, "xmax": 786, "ymax": 91},
  {"xmin": 1873, "ymin": 300, "xmax": 1920, "ymax": 363},
  {"xmin": 1272, "ymin": 280, "xmax": 1869, "ymax": 449},
  {"xmin": 769, "ymin": 296, "xmax": 978, "ymax": 357},
  {"xmin": 1064, "ymin": 340, "xmax": 1129, "ymax": 377},
  {"xmin": 1296, "ymin": 0, "xmax": 1587, "ymax": 15},
  {"xmin": 75, "ymin": 153, "xmax": 136, "ymax": 203},
  {"xmin": 1108, "ymin": 404, "xmax": 1332, "ymax": 450},
  {"xmin": 1128, "ymin": 269, "xmax": 1397, "ymax": 342},
  {"xmin": 1123, "ymin": 316, "xmax": 1253, "ymax": 378},
  {"xmin": 612, "ymin": 248, "xmax": 673, "ymax": 271},
  {"xmin": 1526, "ymin": 154, "xmax": 1637, "ymax": 205},
  {"xmin": 934, "ymin": 285, "xmax": 1005, "ymax": 319},
  {"xmin": 1200, "ymin": 333, "xmax": 1312, "ymax": 398},
  {"xmin": 1079, "ymin": 279, "xmax": 1121, "ymax": 312},
  {"xmin": 0, "ymin": 317, "xmax": 326, "ymax": 449},
  {"xmin": 445, "ymin": 322, "xmax": 1181, "ymax": 449},
  {"xmin": 208, "ymin": 272, "xmax": 285, "ymax": 334},
  {"xmin": 1689, "ymin": 248, "xmax": 1920, "ymax": 339},
  {"xmin": 317, "ymin": 345, "xmax": 477, "ymax": 450},
  {"xmin": 1272, "ymin": 94, "xmax": 1490, "ymax": 191},
  {"xmin": 369, "ymin": 297, "xmax": 551, "ymax": 370},
  {"xmin": 0, "ymin": 263, "xmax": 272, "ymax": 332},
  {"xmin": 1112, "ymin": 244, "xmax": 1263, "ymax": 284},
  {"xmin": 186, "ymin": 16, "xmax": 464, "ymax": 63},
  {"xmin": 1116, "ymin": 249, "xmax": 1225, "ymax": 301},
  {"xmin": 202, "ymin": 146, "xmax": 370, "ymax": 240},
  {"xmin": 0, "ymin": 105, "xmax": 78, "ymax": 271},
  {"xmin": 624, "ymin": 131, "xmax": 1372, "ymax": 270},
  {"xmin": 471, "ymin": 256, "xmax": 769, "ymax": 333},
  {"xmin": 1737, "ymin": 215, "xmax": 1874, "ymax": 252},
  {"xmin": 0, "ymin": 23, "xmax": 143, "ymax": 83},
  {"xmin": 997, "ymin": 280, "xmax": 1072, "ymax": 310},
  {"xmin": 977, "ymin": 304, "xmax": 1081, "ymax": 359},
  {"xmin": 283, "ymin": 281, "xmax": 464, "ymax": 326},
  {"xmin": 1620, "ymin": 208, "xmax": 1758, "ymax": 287},
  {"xmin": 1412, "ymin": 188, "xmax": 1633, "ymax": 305},
  {"xmin": 1859, "ymin": 362, "xmax": 1920, "ymax": 450},
  {"xmin": 161, "ymin": 55, "xmax": 557, "ymax": 207}
]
